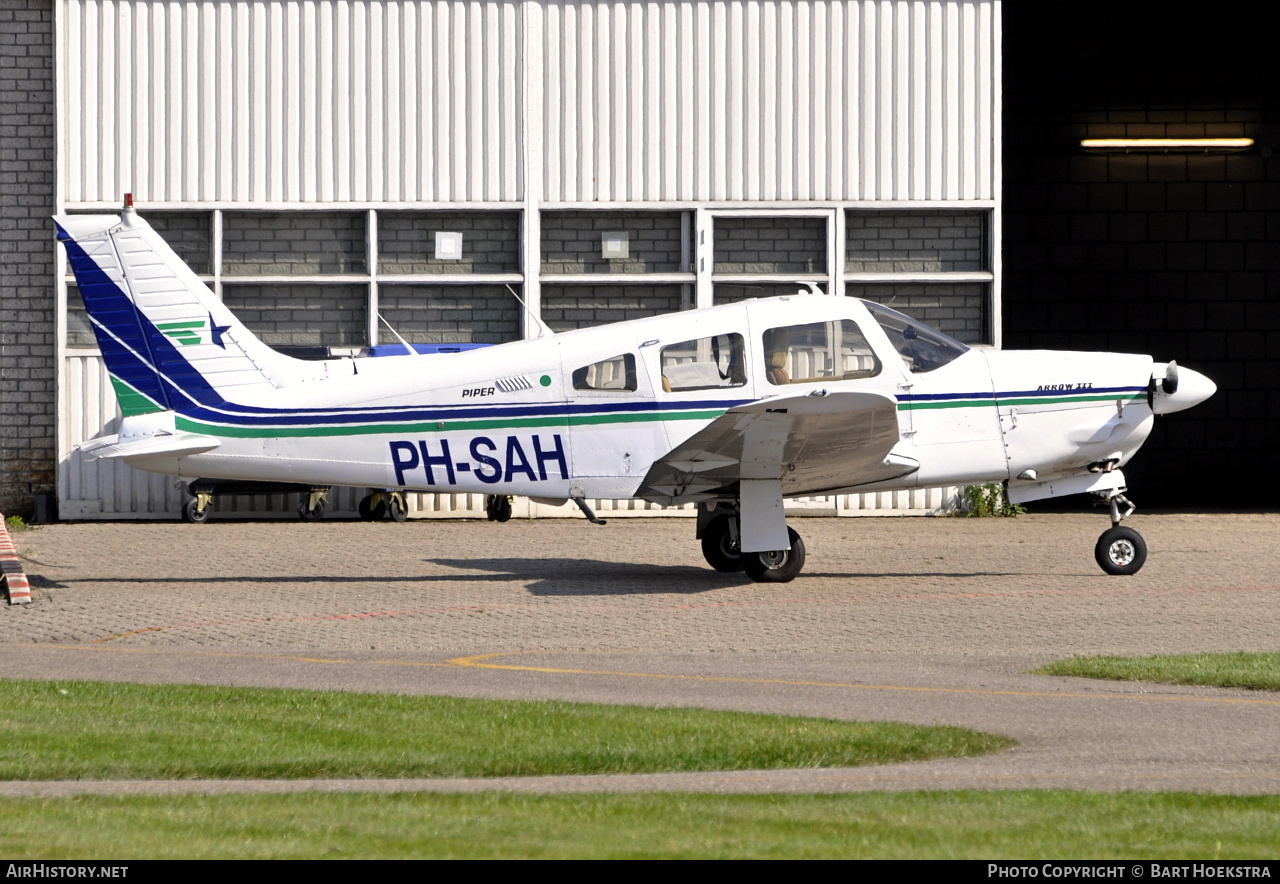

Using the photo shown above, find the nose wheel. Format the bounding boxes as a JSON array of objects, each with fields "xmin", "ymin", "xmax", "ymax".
[{"xmin": 1093, "ymin": 490, "xmax": 1146, "ymax": 575}]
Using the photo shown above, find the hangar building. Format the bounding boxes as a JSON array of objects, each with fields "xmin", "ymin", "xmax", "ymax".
[{"xmin": 0, "ymin": 0, "xmax": 1274, "ymax": 519}]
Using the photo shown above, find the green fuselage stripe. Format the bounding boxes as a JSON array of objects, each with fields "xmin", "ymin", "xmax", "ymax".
[
  {"xmin": 174, "ymin": 408, "xmax": 726, "ymax": 439},
  {"xmin": 901, "ymin": 392, "xmax": 1144, "ymax": 411}
]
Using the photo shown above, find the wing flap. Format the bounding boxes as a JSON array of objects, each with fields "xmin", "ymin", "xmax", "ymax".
[{"xmin": 638, "ymin": 390, "xmax": 913, "ymax": 505}]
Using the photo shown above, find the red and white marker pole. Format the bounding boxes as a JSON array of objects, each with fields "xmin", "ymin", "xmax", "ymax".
[{"xmin": 0, "ymin": 513, "xmax": 32, "ymax": 605}]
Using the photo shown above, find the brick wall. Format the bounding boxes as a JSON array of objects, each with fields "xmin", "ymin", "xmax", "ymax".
[
  {"xmin": 1004, "ymin": 1, "xmax": 1280, "ymax": 505},
  {"xmin": 847, "ymin": 284, "xmax": 988, "ymax": 344},
  {"xmin": 540, "ymin": 285, "xmax": 682, "ymax": 332},
  {"xmin": 221, "ymin": 284, "xmax": 368, "ymax": 348},
  {"xmin": 223, "ymin": 212, "xmax": 366, "ymax": 275},
  {"xmin": 713, "ymin": 217, "xmax": 825, "ymax": 274},
  {"xmin": 147, "ymin": 212, "xmax": 213, "ymax": 274},
  {"xmin": 377, "ymin": 285, "xmax": 520, "ymax": 344},
  {"xmin": 378, "ymin": 211, "xmax": 519, "ymax": 274},
  {"xmin": 846, "ymin": 211, "xmax": 986, "ymax": 272},
  {"xmin": 542, "ymin": 211, "xmax": 685, "ymax": 274},
  {"xmin": 0, "ymin": 0, "xmax": 55, "ymax": 517}
]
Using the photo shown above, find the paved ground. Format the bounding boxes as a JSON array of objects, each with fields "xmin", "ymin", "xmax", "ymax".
[{"xmin": 3, "ymin": 512, "xmax": 1279, "ymax": 795}]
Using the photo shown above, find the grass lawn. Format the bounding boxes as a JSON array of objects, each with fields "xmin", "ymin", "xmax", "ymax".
[
  {"xmin": 0, "ymin": 679, "xmax": 1010, "ymax": 780},
  {"xmin": 2, "ymin": 791, "xmax": 1278, "ymax": 859},
  {"xmin": 1034, "ymin": 653, "xmax": 1280, "ymax": 692}
]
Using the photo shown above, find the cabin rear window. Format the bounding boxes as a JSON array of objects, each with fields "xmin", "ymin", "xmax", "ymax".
[
  {"xmin": 573, "ymin": 353, "xmax": 638, "ymax": 391},
  {"xmin": 660, "ymin": 333, "xmax": 747, "ymax": 392},
  {"xmin": 762, "ymin": 320, "xmax": 881, "ymax": 386}
]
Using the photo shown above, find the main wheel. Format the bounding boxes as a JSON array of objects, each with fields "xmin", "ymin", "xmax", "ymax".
[
  {"xmin": 182, "ymin": 498, "xmax": 210, "ymax": 524},
  {"xmin": 298, "ymin": 496, "xmax": 328, "ymax": 521},
  {"xmin": 358, "ymin": 494, "xmax": 387, "ymax": 521},
  {"xmin": 700, "ymin": 514, "xmax": 744, "ymax": 572},
  {"xmin": 742, "ymin": 528, "xmax": 806, "ymax": 583},
  {"xmin": 1095, "ymin": 526, "xmax": 1147, "ymax": 575},
  {"xmin": 388, "ymin": 493, "xmax": 408, "ymax": 522}
]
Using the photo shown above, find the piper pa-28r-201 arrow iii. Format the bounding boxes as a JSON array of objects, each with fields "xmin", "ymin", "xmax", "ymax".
[{"xmin": 56, "ymin": 200, "xmax": 1216, "ymax": 581}]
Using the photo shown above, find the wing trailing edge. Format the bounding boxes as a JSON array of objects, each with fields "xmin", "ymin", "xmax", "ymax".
[{"xmin": 638, "ymin": 390, "xmax": 912, "ymax": 505}]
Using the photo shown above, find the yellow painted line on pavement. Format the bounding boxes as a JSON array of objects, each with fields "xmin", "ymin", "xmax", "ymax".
[
  {"xmin": 20, "ymin": 644, "xmax": 1280, "ymax": 707},
  {"xmin": 444, "ymin": 653, "xmax": 1280, "ymax": 707}
]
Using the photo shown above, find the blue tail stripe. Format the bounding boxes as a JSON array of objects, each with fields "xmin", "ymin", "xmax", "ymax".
[
  {"xmin": 63, "ymin": 235, "xmax": 226, "ymax": 411},
  {"xmin": 66, "ymin": 242, "xmax": 173, "ymax": 410}
]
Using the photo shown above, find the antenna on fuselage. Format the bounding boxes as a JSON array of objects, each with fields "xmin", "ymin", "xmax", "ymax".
[
  {"xmin": 506, "ymin": 284, "xmax": 555, "ymax": 338},
  {"xmin": 376, "ymin": 312, "xmax": 420, "ymax": 357}
]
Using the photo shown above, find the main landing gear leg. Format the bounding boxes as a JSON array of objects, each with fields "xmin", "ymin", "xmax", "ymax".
[{"xmin": 1094, "ymin": 489, "xmax": 1146, "ymax": 576}]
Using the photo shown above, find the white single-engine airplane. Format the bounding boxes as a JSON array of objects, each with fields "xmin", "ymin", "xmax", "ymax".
[{"xmin": 56, "ymin": 202, "xmax": 1216, "ymax": 581}]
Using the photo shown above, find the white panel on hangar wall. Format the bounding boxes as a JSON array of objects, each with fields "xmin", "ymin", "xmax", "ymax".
[
  {"xmin": 60, "ymin": 0, "xmax": 524, "ymax": 204},
  {"xmin": 540, "ymin": 0, "xmax": 997, "ymax": 203}
]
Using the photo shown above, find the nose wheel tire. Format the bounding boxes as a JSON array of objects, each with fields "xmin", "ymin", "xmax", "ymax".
[
  {"xmin": 1095, "ymin": 526, "xmax": 1147, "ymax": 576},
  {"xmin": 742, "ymin": 528, "xmax": 806, "ymax": 583},
  {"xmin": 701, "ymin": 514, "xmax": 744, "ymax": 572},
  {"xmin": 182, "ymin": 498, "xmax": 210, "ymax": 524}
]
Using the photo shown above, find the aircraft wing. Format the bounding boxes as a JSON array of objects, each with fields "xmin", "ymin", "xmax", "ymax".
[{"xmin": 638, "ymin": 390, "xmax": 914, "ymax": 505}]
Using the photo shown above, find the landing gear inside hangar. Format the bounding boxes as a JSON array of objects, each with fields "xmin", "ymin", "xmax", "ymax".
[
  {"xmin": 298, "ymin": 487, "xmax": 330, "ymax": 521},
  {"xmin": 180, "ymin": 481, "xmax": 332, "ymax": 523},
  {"xmin": 698, "ymin": 506, "xmax": 807, "ymax": 583},
  {"xmin": 485, "ymin": 495, "xmax": 513, "ymax": 523},
  {"xmin": 1094, "ymin": 490, "xmax": 1146, "ymax": 576},
  {"xmin": 358, "ymin": 491, "xmax": 408, "ymax": 522}
]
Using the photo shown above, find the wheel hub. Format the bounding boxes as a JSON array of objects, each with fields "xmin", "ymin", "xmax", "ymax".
[
  {"xmin": 1108, "ymin": 539, "xmax": 1136, "ymax": 566},
  {"xmin": 757, "ymin": 549, "xmax": 788, "ymax": 570}
]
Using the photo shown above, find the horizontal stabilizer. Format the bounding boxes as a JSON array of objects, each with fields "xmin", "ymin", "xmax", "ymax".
[
  {"xmin": 82, "ymin": 432, "xmax": 221, "ymax": 462},
  {"xmin": 79, "ymin": 410, "xmax": 219, "ymax": 462}
]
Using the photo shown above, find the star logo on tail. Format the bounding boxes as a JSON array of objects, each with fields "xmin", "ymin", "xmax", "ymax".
[{"xmin": 209, "ymin": 312, "xmax": 231, "ymax": 349}]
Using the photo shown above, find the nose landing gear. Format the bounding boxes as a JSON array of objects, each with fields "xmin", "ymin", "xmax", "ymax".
[{"xmin": 1094, "ymin": 490, "xmax": 1146, "ymax": 575}]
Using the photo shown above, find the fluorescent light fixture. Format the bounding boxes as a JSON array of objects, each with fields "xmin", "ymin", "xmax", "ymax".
[
  {"xmin": 1080, "ymin": 137, "xmax": 1253, "ymax": 152},
  {"xmin": 434, "ymin": 231, "xmax": 463, "ymax": 260},
  {"xmin": 601, "ymin": 231, "xmax": 629, "ymax": 260}
]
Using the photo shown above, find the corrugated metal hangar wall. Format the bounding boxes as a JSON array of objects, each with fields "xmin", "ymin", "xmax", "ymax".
[{"xmin": 51, "ymin": 0, "xmax": 1001, "ymax": 519}]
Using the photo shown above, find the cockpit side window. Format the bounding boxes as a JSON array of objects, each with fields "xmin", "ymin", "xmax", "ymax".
[
  {"xmin": 573, "ymin": 353, "xmax": 638, "ymax": 391},
  {"xmin": 659, "ymin": 333, "xmax": 747, "ymax": 392},
  {"xmin": 865, "ymin": 302, "xmax": 969, "ymax": 374},
  {"xmin": 762, "ymin": 320, "xmax": 881, "ymax": 386}
]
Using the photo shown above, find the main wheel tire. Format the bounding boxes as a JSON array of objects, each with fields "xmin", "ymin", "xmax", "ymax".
[
  {"xmin": 1095, "ymin": 525, "xmax": 1147, "ymax": 575},
  {"xmin": 182, "ymin": 498, "xmax": 210, "ymax": 524},
  {"xmin": 388, "ymin": 493, "xmax": 408, "ymax": 522},
  {"xmin": 742, "ymin": 527, "xmax": 806, "ymax": 583},
  {"xmin": 358, "ymin": 494, "xmax": 387, "ymax": 521},
  {"xmin": 298, "ymin": 496, "xmax": 327, "ymax": 521},
  {"xmin": 700, "ymin": 515, "xmax": 744, "ymax": 572}
]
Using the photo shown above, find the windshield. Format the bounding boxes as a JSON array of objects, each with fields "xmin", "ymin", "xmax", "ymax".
[{"xmin": 864, "ymin": 302, "xmax": 969, "ymax": 374}]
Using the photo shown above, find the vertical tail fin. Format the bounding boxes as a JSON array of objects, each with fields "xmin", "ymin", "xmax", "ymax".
[{"xmin": 55, "ymin": 209, "xmax": 325, "ymax": 416}]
